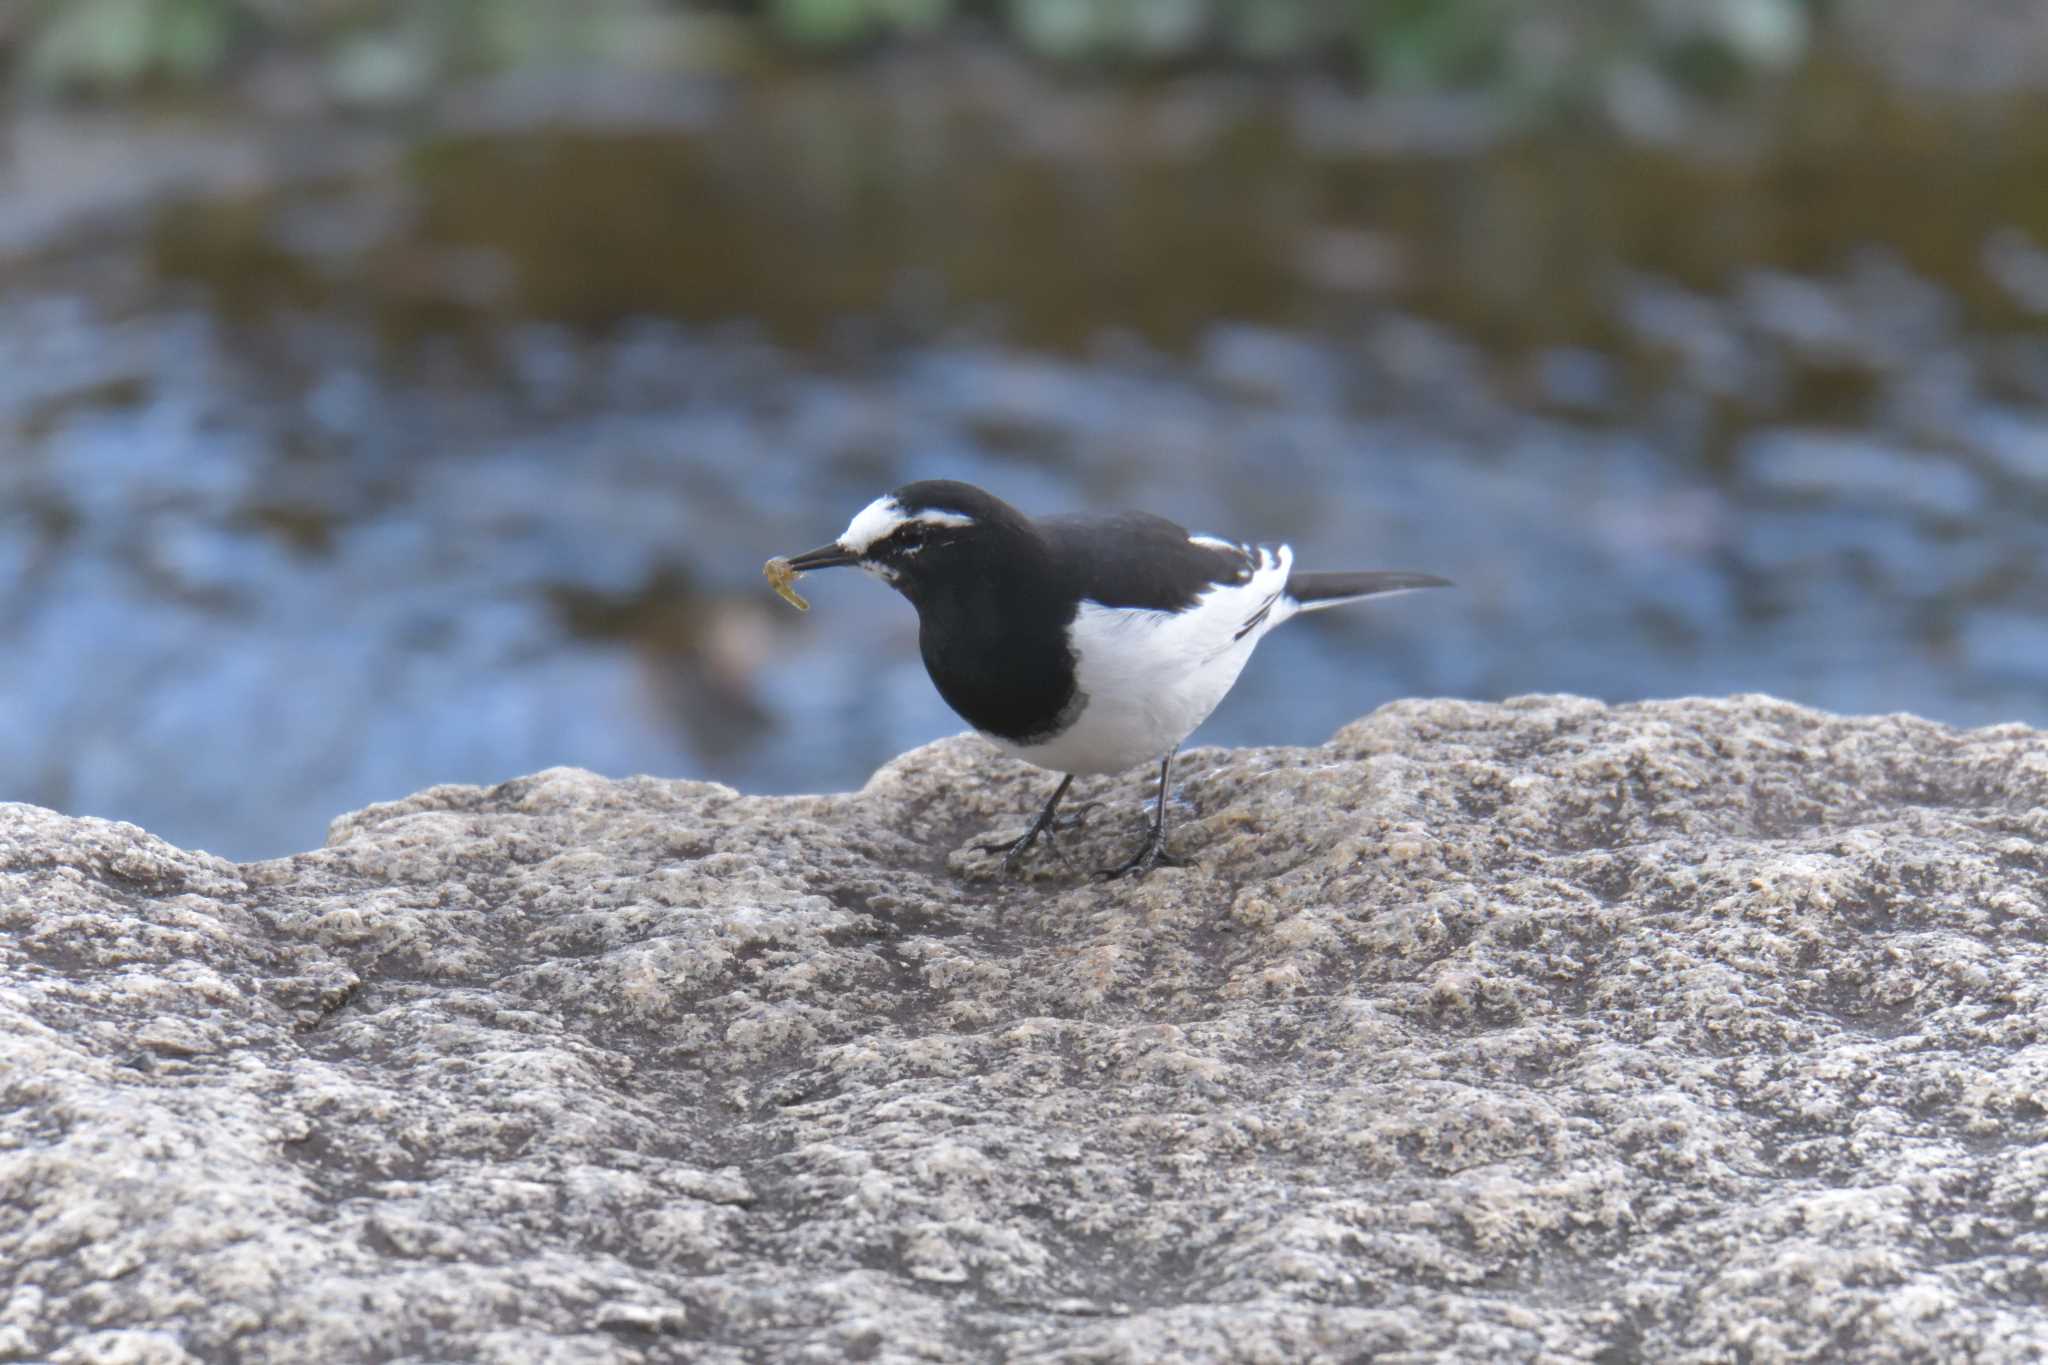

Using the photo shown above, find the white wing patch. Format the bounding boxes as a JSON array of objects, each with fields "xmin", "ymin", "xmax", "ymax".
[{"xmin": 991, "ymin": 540, "xmax": 1297, "ymax": 776}]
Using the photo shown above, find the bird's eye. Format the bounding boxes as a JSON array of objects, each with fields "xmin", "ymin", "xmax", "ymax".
[{"xmin": 896, "ymin": 525, "xmax": 928, "ymax": 548}]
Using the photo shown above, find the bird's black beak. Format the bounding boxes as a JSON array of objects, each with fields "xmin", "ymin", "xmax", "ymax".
[{"xmin": 783, "ymin": 542, "xmax": 859, "ymax": 572}]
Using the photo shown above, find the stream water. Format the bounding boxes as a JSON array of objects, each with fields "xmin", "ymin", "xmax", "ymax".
[{"xmin": 4, "ymin": 65, "xmax": 2045, "ymax": 858}]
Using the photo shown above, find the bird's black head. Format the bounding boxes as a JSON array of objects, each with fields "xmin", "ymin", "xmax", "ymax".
[{"xmin": 779, "ymin": 480, "xmax": 1037, "ymax": 604}]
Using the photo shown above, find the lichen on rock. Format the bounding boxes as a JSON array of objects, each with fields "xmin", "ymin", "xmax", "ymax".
[{"xmin": 3, "ymin": 695, "xmax": 2046, "ymax": 1361}]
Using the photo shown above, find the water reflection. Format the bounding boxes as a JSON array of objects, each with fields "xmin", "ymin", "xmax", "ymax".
[{"xmin": 3, "ymin": 68, "xmax": 2045, "ymax": 859}]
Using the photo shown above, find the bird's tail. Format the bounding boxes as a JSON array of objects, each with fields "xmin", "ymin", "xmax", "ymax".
[{"xmin": 1284, "ymin": 570, "xmax": 1452, "ymax": 612}]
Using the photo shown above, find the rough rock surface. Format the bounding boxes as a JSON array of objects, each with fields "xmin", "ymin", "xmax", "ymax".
[{"xmin": 4, "ymin": 695, "xmax": 2048, "ymax": 1363}]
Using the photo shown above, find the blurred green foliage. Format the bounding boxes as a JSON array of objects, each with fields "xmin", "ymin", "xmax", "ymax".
[
  {"xmin": 20, "ymin": 0, "xmax": 242, "ymax": 87},
  {"xmin": 6, "ymin": 0, "xmax": 1819, "ymax": 107}
]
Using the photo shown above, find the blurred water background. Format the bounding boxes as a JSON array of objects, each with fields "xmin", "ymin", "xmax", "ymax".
[{"xmin": 3, "ymin": 0, "xmax": 2047, "ymax": 859}]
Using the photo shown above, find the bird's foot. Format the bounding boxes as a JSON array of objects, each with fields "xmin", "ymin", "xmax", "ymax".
[
  {"xmin": 975, "ymin": 802, "xmax": 1101, "ymax": 874},
  {"xmin": 1096, "ymin": 828, "xmax": 1188, "ymax": 880},
  {"xmin": 974, "ymin": 829, "xmax": 1051, "ymax": 875}
]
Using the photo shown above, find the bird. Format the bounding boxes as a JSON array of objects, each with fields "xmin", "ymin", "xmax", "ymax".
[{"xmin": 776, "ymin": 480, "xmax": 1449, "ymax": 877}]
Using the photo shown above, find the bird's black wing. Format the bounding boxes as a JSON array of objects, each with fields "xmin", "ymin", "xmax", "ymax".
[{"xmin": 1040, "ymin": 512, "xmax": 1255, "ymax": 613}]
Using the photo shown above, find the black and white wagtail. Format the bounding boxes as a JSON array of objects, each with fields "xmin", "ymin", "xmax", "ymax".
[{"xmin": 777, "ymin": 480, "xmax": 1449, "ymax": 877}]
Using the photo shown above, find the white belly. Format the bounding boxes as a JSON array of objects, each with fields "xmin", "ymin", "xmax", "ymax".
[{"xmin": 987, "ymin": 547, "xmax": 1297, "ymax": 776}]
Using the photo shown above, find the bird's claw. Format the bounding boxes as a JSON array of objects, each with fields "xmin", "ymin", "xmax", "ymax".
[
  {"xmin": 974, "ymin": 832, "xmax": 1050, "ymax": 875},
  {"xmin": 977, "ymin": 831, "xmax": 1081, "ymax": 876},
  {"xmin": 975, "ymin": 801, "xmax": 1100, "ymax": 874},
  {"xmin": 1055, "ymin": 800, "xmax": 1102, "ymax": 831},
  {"xmin": 1095, "ymin": 833, "xmax": 1187, "ymax": 880}
]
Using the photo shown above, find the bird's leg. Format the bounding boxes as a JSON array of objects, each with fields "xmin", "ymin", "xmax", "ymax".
[
  {"xmin": 976, "ymin": 774, "xmax": 1076, "ymax": 872},
  {"xmin": 1099, "ymin": 750, "xmax": 1189, "ymax": 879}
]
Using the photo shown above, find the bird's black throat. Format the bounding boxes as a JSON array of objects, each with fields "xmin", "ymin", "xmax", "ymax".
[{"xmin": 895, "ymin": 525, "xmax": 1081, "ymax": 746}]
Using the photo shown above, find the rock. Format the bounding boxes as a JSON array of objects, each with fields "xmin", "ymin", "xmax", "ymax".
[{"xmin": 4, "ymin": 695, "xmax": 2047, "ymax": 1362}]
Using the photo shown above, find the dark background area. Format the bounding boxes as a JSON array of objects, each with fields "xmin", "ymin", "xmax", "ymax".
[{"xmin": 3, "ymin": 0, "xmax": 2046, "ymax": 859}]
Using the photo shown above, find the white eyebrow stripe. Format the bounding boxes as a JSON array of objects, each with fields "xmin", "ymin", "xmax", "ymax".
[
  {"xmin": 839, "ymin": 500, "xmax": 976, "ymax": 553},
  {"xmin": 839, "ymin": 497, "xmax": 907, "ymax": 553}
]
